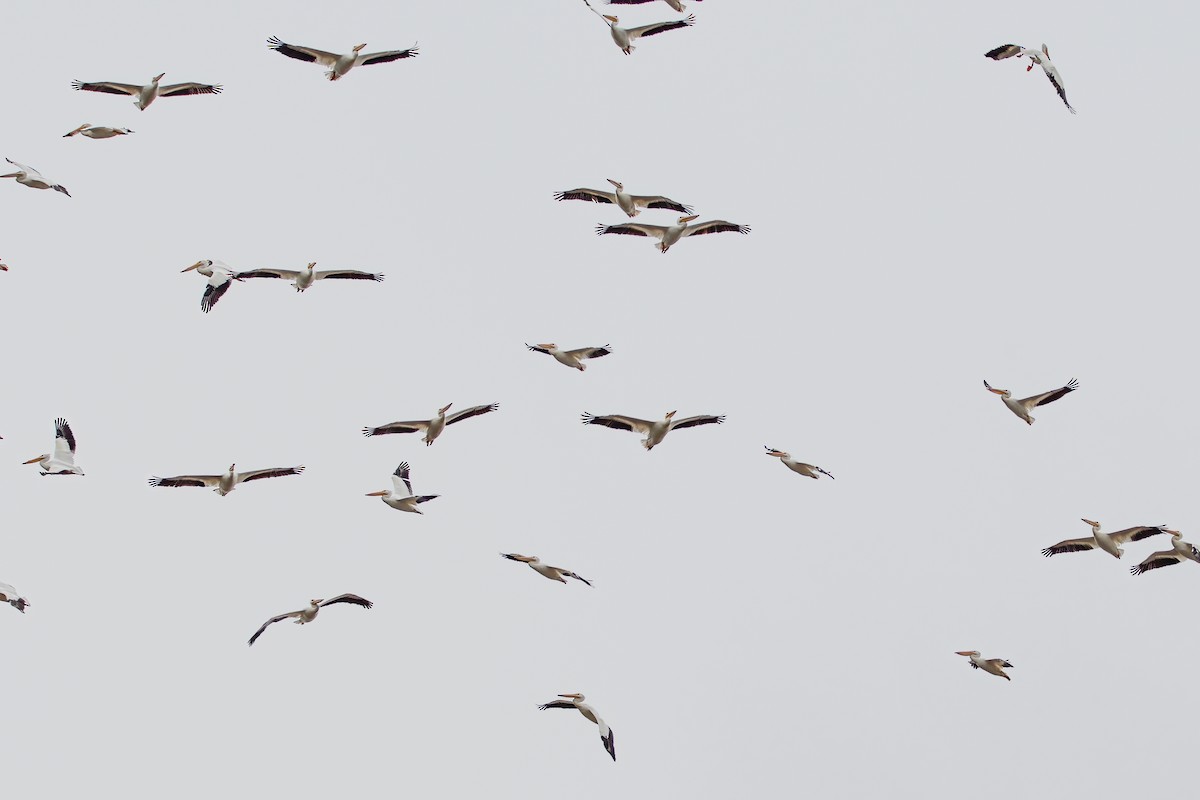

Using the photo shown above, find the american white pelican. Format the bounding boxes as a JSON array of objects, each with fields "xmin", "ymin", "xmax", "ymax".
[
  {"xmin": 1, "ymin": 159, "xmax": 70, "ymax": 196},
  {"xmin": 248, "ymin": 594, "xmax": 373, "ymax": 646},
  {"xmin": 605, "ymin": 0, "xmax": 698, "ymax": 11},
  {"xmin": 501, "ymin": 554, "xmax": 592, "ymax": 585},
  {"xmin": 362, "ymin": 403, "xmax": 499, "ymax": 445},
  {"xmin": 148, "ymin": 464, "xmax": 304, "ymax": 496},
  {"xmin": 596, "ymin": 215, "xmax": 750, "ymax": 253},
  {"xmin": 365, "ymin": 462, "xmax": 439, "ymax": 514},
  {"xmin": 0, "ymin": 582, "xmax": 29, "ymax": 614},
  {"xmin": 1130, "ymin": 531, "xmax": 1200, "ymax": 575},
  {"xmin": 985, "ymin": 44, "xmax": 1075, "ymax": 114},
  {"xmin": 582, "ymin": 0, "xmax": 694, "ymax": 54},
  {"xmin": 182, "ymin": 259, "xmax": 242, "ymax": 313},
  {"xmin": 1042, "ymin": 519, "xmax": 1169, "ymax": 559},
  {"xmin": 538, "ymin": 693, "xmax": 615, "ymax": 761},
  {"xmin": 764, "ymin": 446, "xmax": 833, "ymax": 479},
  {"xmin": 526, "ymin": 343, "xmax": 612, "ymax": 371},
  {"xmin": 0, "ymin": 259, "xmax": 8, "ymax": 271},
  {"xmin": 62, "ymin": 124, "xmax": 133, "ymax": 139},
  {"xmin": 267, "ymin": 37, "xmax": 419, "ymax": 81},
  {"xmin": 582, "ymin": 410, "xmax": 723, "ymax": 451},
  {"xmin": 23, "ymin": 418, "xmax": 83, "ymax": 475},
  {"xmin": 234, "ymin": 262, "xmax": 384, "ymax": 292},
  {"xmin": 983, "ymin": 378, "xmax": 1077, "ymax": 425},
  {"xmin": 554, "ymin": 180, "xmax": 692, "ymax": 218},
  {"xmin": 955, "ymin": 651, "xmax": 1013, "ymax": 681},
  {"xmin": 71, "ymin": 74, "xmax": 222, "ymax": 110}
]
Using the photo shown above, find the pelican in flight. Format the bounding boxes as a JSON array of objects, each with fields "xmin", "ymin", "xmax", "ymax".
[
  {"xmin": 63, "ymin": 124, "xmax": 133, "ymax": 139},
  {"xmin": 362, "ymin": 403, "xmax": 499, "ymax": 445},
  {"xmin": 365, "ymin": 462, "xmax": 439, "ymax": 514},
  {"xmin": 0, "ymin": 259, "xmax": 8, "ymax": 271},
  {"xmin": 71, "ymin": 74, "xmax": 222, "ymax": 110},
  {"xmin": 956, "ymin": 651, "xmax": 1013, "ymax": 681},
  {"xmin": 2, "ymin": 159, "xmax": 70, "ymax": 196},
  {"xmin": 501, "ymin": 554, "xmax": 591, "ymax": 585},
  {"xmin": 985, "ymin": 44, "xmax": 1075, "ymax": 114},
  {"xmin": 582, "ymin": 410, "xmax": 724, "ymax": 451},
  {"xmin": 1042, "ymin": 519, "xmax": 1170, "ymax": 559},
  {"xmin": 182, "ymin": 259, "xmax": 242, "ymax": 313},
  {"xmin": 604, "ymin": 0, "xmax": 698, "ymax": 11},
  {"xmin": 526, "ymin": 343, "xmax": 612, "ymax": 372},
  {"xmin": 234, "ymin": 262, "xmax": 384, "ymax": 292},
  {"xmin": 23, "ymin": 418, "xmax": 83, "ymax": 475},
  {"xmin": 538, "ymin": 693, "xmax": 615, "ymax": 761},
  {"xmin": 764, "ymin": 447, "xmax": 834, "ymax": 480},
  {"xmin": 148, "ymin": 464, "xmax": 304, "ymax": 496},
  {"xmin": 248, "ymin": 594, "xmax": 373, "ymax": 646},
  {"xmin": 1130, "ymin": 531, "xmax": 1200, "ymax": 575},
  {"xmin": 596, "ymin": 215, "xmax": 750, "ymax": 253},
  {"xmin": 983, "ymin": 378, "xmax": 1077, "ymax": 425},
  {"xmin": 554, "ymin": 180, "xmax": 691, "ymax": 218},
  {"xmin": 267, "ymin": 37, "xmax": 419, "ymax": 81},
  {"xmin": 582, "ymin": 0, "xmax": 694, "ymax": 55},
  {"xmin": 0, "ymin": 582, "xmax": 29, "ymax": 614}
]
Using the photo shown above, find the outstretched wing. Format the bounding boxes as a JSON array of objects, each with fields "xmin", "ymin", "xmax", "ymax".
[
  {"xmin": 632, "ymin": 195, "xmax": 693, "ymax": 213},
  {"xmin": 267, "ymin": 37, "xmax": 341, "ymax": 66},
  {"xmin": 669, "ymin": 414, "xmax": 724, "ymax": 430},
  {"xmin": 248, "ymin": 610, "xmax": 301, "ymax": 646},
  {"xmin": 984, "ymin": 44, "xmax": 1026, "ymax": 60},
  {"xmin": 313, "ymin": 269, "xmax": 384, "ymax": 282},
  {"xmin": 582, "ymin": 413, "xmax": 653, "ymax": 434},
  {"xmin": 234, "ymin": 268, "xmax": 301, "ymax": 281},
  {"xmin": 1041, "ymin": 537, "xmax": 1096, "ymax": 557},
  {"xmin": 201, "ymin": 274, "xmax": 233, "ymax": 313},
  {"xmin": 1041, "ymin": 64, "xmax": 1076, "ymax": 114},
  {"xmin": 363, "ymin": 420, "xmax": 429, "ymax": 437},
  {"xmin": 318, "ymin": 593, "xmax": 373, "ymax": 609},
  {"xmin": 446, "ymin": 403, "xmax": 500, "ymax": 425},
  {"xmin": 566, "ymin": 345, "xmax": 612, "ymax": 361},
  {"xmin": 54, "ymin": 418, "xmax": 77, "ymax": 456},
  {"xmin": 239, "ymin": 466, "xmax": 305, "ymax": 483},
  {"xmin": 148, "ymin": 474, "xmax": 221, "ymax": 488},
  {"xmin": 554, "ymin": 188, "xmax": 616, "ymax": 205},
  {"xmin": 392, "ymin": 462, "xmax": 415, "ymax": 496},
  {"xmin": 595, "ymin": 222, "xmax": 669, "ymax": 238},
  {"xmin": 627, "ymin": 16, "xmax": 695, "ymax": 40},
  {"xmin": 1019, "ymin": 379, "xmax": 1078, "ymax": 408},
  {"xmin": 680, "ymin": 220, "xmax": 751, "ymax": 237},
  {"xmin": 1130, "ymin": 550, "xmax": 1184, "ymax": 576},
  {"xmin": 359, "ymin": 46, "xmax": 420, "ymax": 66},
  {"xmin": 159, "ymin": 83, "xmax": 222, "ymax": 98},
  {"xmin": 1109, "ymin": 526, "xmax": 1169, "ymax": 545},
  {"xmin": 561, "ymin": 571, "xmax": 592, "ymax": 587},
  {"xmin": 71, "ymin": 80, "xmax": 142, "ymax": 96},
  {"xmin": 537, "ymin": 700, "xmax": 577, "ymax": 711}
]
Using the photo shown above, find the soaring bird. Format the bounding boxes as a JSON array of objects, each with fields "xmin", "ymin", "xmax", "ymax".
[
  {"xmin": 363, "ymin": 403, "xmax": 499, "ymax": 446},
  {"xmin": 71, "ymin": 74, "xmax": 222, "ymax": 111},
  {"xmin": 554, "ymin": 179, "xmax": 691, "ymax": 218},
  {"xmin": 181, "ymin": 259, "xmax": 242, "ymax": 313},
  {"xmin": 1042, "ymin": 519, "xmax": 1170, "ymax": 559},
  {"xmin": 62, "ymin": 124, "xmax": 133, "ymax": 139},
  {"xmin": 501, "ymin": 554, "xmax": 591, "ymax": 585},
  {"xmin": 248, "ymin": 594, "xmax": 373, "ymax": 646},
  {"xmin": 604, "ymin": 0, "xmax": 698, "ymax": 11},
  {"xmin": 596, "ymin": 215, "xmax": 750, "ymax": 253},
  {"xmin": 23, "ymin": 418, "xmax": 84, "ymax": 475},
  {"xmin": 149, "ymin": 464, "xmax": 304, "ymax": 496},
  {"xmin": 764, "ymin": 447, "xmax": 834, "ymax": 479},
  {"xmin": 2, "ymin": 159, "xmax": 70, "ymax": 196},
  {"xmin": 538, "ymin": 693, "xmax": 616, "ymax": 761},
  {"xmin": 365, "ymin": 462, "xmax": 439, "ymax": 514},
  {"xmin": 0, "ymin": 582, "xmax": 29, "ymax": 614},
  {"xmin": 582, "ymin": 0, "xmax": 694, "ymax": 55},
  {"xmin": 233, "ymin": 261, "xmax": 383, "ymax": 293},
  {"xmin": 1130, "ymin": 531, "xmax": 1200, "ymax": 575},
  {"xmin": 985, "ymin": 43, "xmax": 1075, "ymax": 114},
  {"xmin": 526, "ymin": 343, "xmax": 612, "ymax": 372},
  {"xmin": 983, "ymin": 378, "xmax": 1077, "ymax": 425},
  {"xmin": 582, "ymin": 410, "xmax": 723, "ymax": 451},
  {"xmin": 956, "ymin": 651, "xmax": 1014, "ymax": 681},
  {"xmin": 267, "ymin": 37, "xmax": 419, "ymax": 81}
]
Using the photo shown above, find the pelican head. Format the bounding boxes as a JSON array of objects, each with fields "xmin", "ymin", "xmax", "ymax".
[
  {"xmin": 983, "ymin": 380, "xmax": 1010, "ymax": 398},
  {"xmin": 606, "ymin": 179, "xmax": 623, "ymax": 190},
  {"xmin": 64, "ymin": 124, "xmax": 90, "ymax": 138},
  {"xmin": 305, "ymin": 262, "xmax": 317, "ymax": 271},
  {"xmin": 665, "ymin": 410, "xmax": 677, "ymax": 419},
  {"xmin": 536, "ymin": 342, "xmax": 557, "ymax": 350},
  {"xmin": 764, "ymin": 447, "xmax": 788, "ymax": 458},
  {"xmin": 603, "ymin": 15, "xmax": 619, "ymax": 24},
  {"xmin": 152, "ymin": 73, "xmax": 166, "ymax": 83},
  {"xmin": 1081, "ymin": 518, "xmax": 1101, "ymax": 529},
  {"xmin": 679, "ymin": 214, "xmax": 699, "ymax": 224},
  {"xmin": 22, "ymin": 455, "xmax": 48, "ymax": 465},
  {"xmin": 955, "ymin": 651, "xmax": 980, "ymax": 657},
  {"xmin": 353, "ymin": 43, "xmax": 368, "ymax": 52},
  {"xmin": 438, "ymin": 403, "xmax": 453, "ymax": 415},
  {"xmin": 182, "ymin": 260, "xmax": 210, "ymax": 273},
  {"xmin": 310, "ymin": 599, "xmax": 323, "ymax": 606},
  {"xmin": 227, "ymin": 463, "xmax": 236, "ymax": 473}
]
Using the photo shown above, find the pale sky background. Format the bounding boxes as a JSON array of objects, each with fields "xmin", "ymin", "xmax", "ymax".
[{"xmin": 2, "ymin": 0, "xmax": 1198, "ymax": 797}]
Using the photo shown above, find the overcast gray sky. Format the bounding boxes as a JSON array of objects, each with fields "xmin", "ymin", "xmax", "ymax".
[{"xmin": 3, "ymin": 0, "xmax": 1198, "ymax": 797}]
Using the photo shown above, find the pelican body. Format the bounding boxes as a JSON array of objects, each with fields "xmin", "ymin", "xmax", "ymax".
[
  {"xmin": 956, "ymin": 650, "xmax": 1014, "ymax": 681},
  {"xmin": 2, "ymin": 159, "xmax": 70, "ymax": 196},
  {"xmin": 63, "ymin": 124, "xmax": 133, "ymax": 139},
  {"xmin": 764, "ymin": 447, "xmax": 833, "ymax": 479},
  {"xmin": 538, "ymin": 693, "xmax": 616, "ymax": 761},
  {"xmin": 1131, "ymin": 531, "xmax": 1200, "ymax": 575},
  {"xmin": 71, "ymin": 73, "xmax": 222, "ymax": 111},
  {"xmin": 984, "ymin": 378, "xmax": 1077, "ymax": 425},
  {"xmin": 1042, "ymin": 519, "xmax": 1170, "ymax": 559},
  {"xmin": 365, "ymin": 462, "xmax": 439, "ymax": 514},
  {"xmin": 149, "ymin": 463, "xmax": 304, "ymax": 496},
  {"xmin": 582, "ymin": 409, "xmax": 724, "ymax": 450}
]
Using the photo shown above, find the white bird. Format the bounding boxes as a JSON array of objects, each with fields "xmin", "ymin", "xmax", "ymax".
[
  {"xmin": 71, "ymin": 73, "xmax": 222, "ymax": 111},
  {"xmin": 604, "ymin": 0, "xmax": 699, "ymax": 11},
  {"xmin": 1, "ymin": 159, "xmax": 70, "ymax": 196},
  {"xmin": 526, "ymin": 343, "xmax": 612, "ymax": 372},
  {"xmin": 596, "ymin": 215, "xmax": 750, "ymax": 253},
  {"xmin": 538, "ymin": 693, "xmax": 616, "ymax": 761},
  {"xmin": 955, "ymin": 651, "xmax": 1014, "ymax": 681},
  {"xmin": 365, "ymin": 462, "xmax": 439, "ymax": 514},
  {"xmin": 234, "ymin": 261, "xmax": 384, "ymax": 292},
  {"xmin": 363, "ymin": 402, "xmax": 499, "ymax": 445},
  {"xmin": 500, "ymin": 554, "xmax": 592, "ymax": 585},
  {"xmin": 181, "ymin": 259, "xmax": 243, "ymax": 313},
  {"xmin": 764, "ymin": 446, "xmax": 833, "ymax": 479},
  {"xmin": 23, "ymin": 418, "xmax": 83, "ymax": 475},
  {"xmin": 554, "ymin": 179, "xmax": 692, "ymax": 218},
  {"xmin": 582, "ymin": 409, "xmax": 724, "ymax": 451},
  {"xmin": 267, "ymin": 37, "xmax": 419, "ymax": 81},
  {"xmin": 148, "ymin": 464, "xmax": 304, "ymax": 496},
  {"xmin": 62, "ymin": 124, "xmax": 133, "ymax": 139},
  {"xmin": 248, "ymin": 594, "xmax": 373, "ymax": 646},
  {"xmin": 582, "ymin": 0, "xmax": 694, "ymax": 55},
  {"xmin": 983, "ymin": 378, "xmax": 1077, "ymax": 425},
  {"xmin": 1130, "ymin": 531, "xmax": 1200, "ymax": 575},
  {"xmin": 1042, "ymin": 519, "xmax": 1170, "ymax": 559},
  {"xmin": 0, "ymin": 582, "xmax": 29, "ymax": 614},
  {"xmin": 985, "ymin": 43, "xmax": 1075, "ymax": 114},
  {"xmin": 0, "ymin": 259, "xmax": 8, "ymax": 272}
]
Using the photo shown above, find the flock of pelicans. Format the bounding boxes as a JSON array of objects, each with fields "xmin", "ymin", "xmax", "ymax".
[{"xmin": 0, "ymin": 0, "xmax": 1144, "ymax": 764}]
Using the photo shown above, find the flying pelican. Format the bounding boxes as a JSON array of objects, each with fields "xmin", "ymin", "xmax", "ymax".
[
  {"xmin": 538, "ymin": 693, "xmax": 616, "ymax": 761},
  {"xmin": 233, "ymin": 262, "xmax": 384, "ymax": 292},
  {"xmin": 71, "ymin": 74, "xmax": 222, "ymax": 110},
  {"xmin": 955, "ymin": 651, "xmax": 1014, "ymax": 681},
  {"xmin": 182, "ymin": 259, "xmax": 242, "ymax": 313},
  {"xmin": 764, "ymin": 447, "xmax": 834, "ymax": 479},
  {"xmin": 582, "ymin": 410, "xmax": 724, "ymax": 451},
  {"xmin": 148, "ymin": 464, "xmax": 304, "ymax": 496},
  {"xmin": 582, "ymin": 0, "xmax": 694, "ymax": 55},
  {"xmin": 526, "ymin": 343, "xmax": 612, "ymax": 372},
  {"xmin": 1, "ymin": 159, "xmax": 70, "ymax": 196},
  {"xmin": 501, "ymin": 554, "xmax": 591, "ymax": 585},
  {"xmin": 554, "ymin": 180, "xmax": 692, "ymax": 218},
  {"xmin": 0, "ymin": 259, "xmax": 8, "ymax": 271},
  {"xmin": 0, "ymin": 582, "xmax": 29, "ymax": 614},
  {"xmin": 248, "ymin": 594, "xmax": 373, "ymax": 646},
  {"xmin": 604, "ymin": 0, "xmax": 699, "ymax": 11},
  {"xmin": 62, "ymin": 124, "xmax": 133, "ymax": 139},
  {"xmin": 985, "ymin": 44, "xmax": 1075, "ymax": 114},
  {"xmin": 1042, "ymin": 519, "xmax": 1170, "ymax": 559},
  {"xmin": 23, "ymin": 418, "xmax": 83, "ymax": 475},
  {"xmin": 267, "ymin": 37, "xmax": 419, "ymax": 81},
  {"xmin": 1130, "ymin": 531, "xmax": 1200, "ymax": 575},
  {"xmin": 596, "ymin": 215, "xmax": 750, "ymax": 253},
  {"xmin": 362, "ymin": 403, "xmax": 499, "ymax": 445},
  {"xmin": 365, "ymin": 462, "xmax": 439, "ymax": 514},
  {"xmin": 983, "ymin": 378, "xmax": 1077, "ymax": 425}
]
